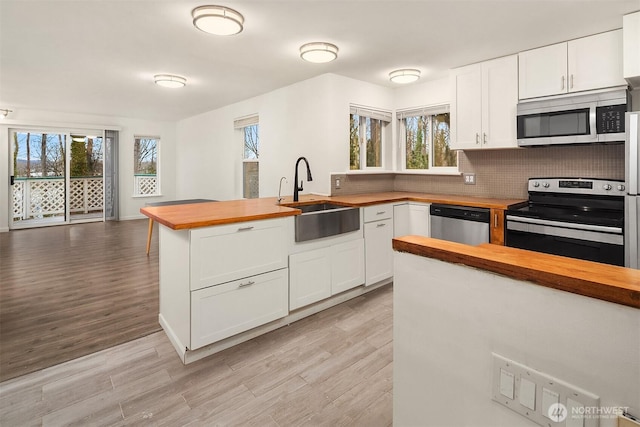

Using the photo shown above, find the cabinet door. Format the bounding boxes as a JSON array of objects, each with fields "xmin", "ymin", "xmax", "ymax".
[
  {"xmin": 568, "ymin": 30, "xmax": 625, "ymax": 92},
  {"xmin": 481, "ymin": 55, "xmax": 518, "ymax": 149},
  {"xmin": 190, "ymin": 269, "xmax": 288, "ymax": 349},
  {"xmin": 518, "ymin": 43, "xmax": 568, "ymax": 99},
  {"xmin": 450, "ymin": 63, "xmax": 482, "ymax": 150},
  {"xmin": 393, "ymin": 204, "xmax": 410, "ymax": 237},
  {"xmin": 289, "ymin": 247, "xmax": 331, "ymax": 310},
  {"xmin": 331, "ymin": 239, "xmax": 365, "ymax": 294},
  {"xmin": 624, "ymin": 12, "xmax": 640, "ymax": 85},
  {"xmin": 365, "ymin": 219, "xmax": 394, "ymax": 286},
  {"xmin": 408, "ymin": 203, "xmax": 430, "ymax": 237},
  {"xmin": 190, "ymin": 218, "xmax": 289, "ymax": 291}
]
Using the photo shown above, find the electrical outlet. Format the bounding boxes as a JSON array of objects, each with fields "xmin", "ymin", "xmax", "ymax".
[
  {"xmin": 463, "ymin": 173, "xmax": 476, "ymax": 185},
  {"xmin": 335, "ymin": 178, "xmax": 341, "ymax": 188}
]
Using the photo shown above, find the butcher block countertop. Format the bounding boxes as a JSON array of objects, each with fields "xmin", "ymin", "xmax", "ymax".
[
  {"xmin": 393, "ymin": 235, "xmax": 640, "ymax": 309},
  {"xmin": 140, "ymin": 192, "xmax": 526, "ymax": 230}
]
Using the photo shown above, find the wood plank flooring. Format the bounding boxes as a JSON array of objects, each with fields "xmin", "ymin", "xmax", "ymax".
[
  {"xmin": 0, "ymin": 220, "xmax": 161, "ymax": 382},
  {"xmin": 0, "ymin": 284, "xmax": 393, "ymax": 426}
]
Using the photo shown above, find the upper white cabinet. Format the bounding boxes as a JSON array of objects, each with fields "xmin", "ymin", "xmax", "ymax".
[
  {"xmin": 450, "ymin": 55, "xmax": 518, "ymax": 150},
  {"xmin": 519, "ymin": 30, "xmax": 625, "ymax": 99},
  {"xmin": 624, "ymin": 11, "xmax": 640, "ymax": 87}
]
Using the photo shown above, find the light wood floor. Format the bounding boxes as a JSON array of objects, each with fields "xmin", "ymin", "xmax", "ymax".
[
  {"xmin": 0, "ymin": 284, "xmax": 393, "ymax": 426},
  {"xmin": 0, "ymin": 220, "xmax": 161, "ymax": 382}
]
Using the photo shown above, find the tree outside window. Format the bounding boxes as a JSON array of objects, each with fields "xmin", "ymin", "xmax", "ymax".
[
  {"xmin": 349, "ymin": 108, "xmax": 389, "ymax": 170},
  {"xmin": 242, "ymin": 124, "xmax": 259, "ymax": 198},
  {"xmin": 403, "ymin": 111, "xmax": 456, "ymax": 170}
]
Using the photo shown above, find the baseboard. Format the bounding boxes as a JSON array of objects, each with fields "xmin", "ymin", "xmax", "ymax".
[
  {"xmin": 0, "ymin": 227, "xmax": 9, "ymax": 233},
  {"xmin": 118, "ymin": 215, "xmax": 146, "ymax": 221}
]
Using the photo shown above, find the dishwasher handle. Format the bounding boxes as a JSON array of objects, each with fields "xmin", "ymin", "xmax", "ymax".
[{"xmin": 429, "ymin": 204, "xmax": 490, "ymax": 223}]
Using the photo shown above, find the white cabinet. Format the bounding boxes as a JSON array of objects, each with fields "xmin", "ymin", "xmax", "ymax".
[
  {"xmin": 364, "ymin": 204, "xmax": 394, "ymax": 286},
  {"xmin": 624, "ymin": 11, "xmax": 640, "ymax": 87},
  {"xmin": 519, "ymin": 30, "xmax": 625, "ymax": 99},
  {"xmin": 450, "ymin": 55, "xmax": 518, "ymax": 150},
  {"xmin": 394, "ymin": 203, "xmax": 430, "ymax": 237},
  {"xmin": 191, "ymin": 269, "xmax": 288, "ymax": 349},
  {"xmin": 331, "ymin": 239, "xmax": 365, "ymax": 295},
  {"xmin": 190, "ymin": 218, "xmax": 288, "ymax": 291},
  {"xmin": 289, "ymin": 238, "xmax": 365, "ymax": 310},
  {"xmin": 289, "ymin": 247, "xmax": 331, "ymax": 310}
]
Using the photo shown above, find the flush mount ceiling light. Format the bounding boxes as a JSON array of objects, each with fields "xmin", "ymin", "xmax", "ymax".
[
  {"xmin": 192, "ymin": 5, "xmax": 244, "ymax": 35},
  {"xmin": 0, "ymin": 109, "xmax": 12, "ymax": 119},
  {"xmin": 154, "ymin": 74, "xmax": 187, "ymax": 88},
  {"xmin": 299, "ymin": 42, "xmax": 339, "ymax": 63},
  {"xmin": 389, "ymin": 69, "xmax": 421, "ymax": 84}
]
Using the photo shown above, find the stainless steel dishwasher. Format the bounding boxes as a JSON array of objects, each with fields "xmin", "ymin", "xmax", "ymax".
[{"xmin": 430, "ymin": 204, "xmax": 490, "ymax": 245}]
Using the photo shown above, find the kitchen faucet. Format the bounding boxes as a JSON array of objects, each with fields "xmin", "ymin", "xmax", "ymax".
[
  {"xmin": 293, "ymin": 157, "xmax": 312, "ymax": 202},
  {"xmin": 277, "ymin": 176, "xmax": 287, "ymax": 204}
]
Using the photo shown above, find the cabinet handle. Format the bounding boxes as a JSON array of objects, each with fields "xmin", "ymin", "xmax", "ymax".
[
  {"xmin": 561, "ymin": 75, "xmax": 565, "ymax": 90},
  {"xmin": 483, "ymin": 133, "xmax": 487, "ymax": 144},
  {"xmin": 570, "ymin": 74, "xmax": 574, "ymax": 89},
  {"xmin": 238, "ymin": 281, "xmax": 255, "ymax": 288},
  {"xmin": 376, "ymin": 211, "xmax": 386, "ymax": 215},
  {"xmin": 377, "ymin": 223, "xmax": 386, "ymax": 228},
  {"xmin": 475, "ymin": 133, "xmax": 480, "ymax": 144},
  {"xmin": 237, "ymin": 226, "xmax": 254, "ymax": 231},
  {"xmin": 494, "ymin": 213, "xmax": 498, "ymax": 228}
]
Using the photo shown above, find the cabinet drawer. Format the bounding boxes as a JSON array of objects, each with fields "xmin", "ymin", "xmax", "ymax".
[
  {"xmin": 364, "ymin": 203, "xmax": 394, "ymax": 223},
  {"xmin": 190, "ymin": 269, "xmax": 288, "ymax": 349},
  {"xmin": 190, "ymin": 218, "xmax": 289, "ymax": 291}
]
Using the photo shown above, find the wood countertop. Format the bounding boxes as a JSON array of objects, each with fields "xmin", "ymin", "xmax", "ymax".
[
  {"xmin": 141, "ymin": 192, "xmax": 526, "ymax": 230},
  {"xmin": 393, "ymin": 235, "xmax": 640, "ymax": 309}
]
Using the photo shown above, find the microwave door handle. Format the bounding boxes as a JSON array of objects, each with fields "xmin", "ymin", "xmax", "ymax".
[{"xmin": 589, "ymin": 104, "xmax": 597, "ymax": 141}]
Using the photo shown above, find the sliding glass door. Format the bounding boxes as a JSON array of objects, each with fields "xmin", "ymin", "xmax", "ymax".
[{"xmin": 9, "ymin": 128, "xmax": 107, "ymax": 229}]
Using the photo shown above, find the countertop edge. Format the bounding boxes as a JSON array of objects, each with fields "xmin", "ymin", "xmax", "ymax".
[
  {"xmin": 393, "ymin": 236, "xmax": 640, "ymax": 309},
  {"xmin": 140, "ymin": 207, "xmax": 300, "ymax": 230}
]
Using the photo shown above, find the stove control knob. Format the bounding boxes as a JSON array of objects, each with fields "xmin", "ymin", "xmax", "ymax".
[
  {"xmin": 617, "ymin": 184, "xmax": 625, "ymax": 191},
  {"xmin": 542, "ymin": 182, "xmax": 550, "ymax": 188},
  {"xmin": 603, "ymin": 184, "xmax": 612, "ymax": 191},
  {"xmin": 532, "ymin": 181, "xmax": 540, "ymax": 188}
]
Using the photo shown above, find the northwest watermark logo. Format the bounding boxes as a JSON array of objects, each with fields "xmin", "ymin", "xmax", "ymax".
[{"xmin": 548, "ymin": 403, "xmax": 567, "ymax": 422}]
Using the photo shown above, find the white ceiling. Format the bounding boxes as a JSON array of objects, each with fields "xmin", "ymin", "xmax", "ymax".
[{"xmin": 1, "ymin": 0, "xmax": 638, "ymax": 122}]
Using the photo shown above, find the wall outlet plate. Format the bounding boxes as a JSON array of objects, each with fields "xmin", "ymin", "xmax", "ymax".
[{"xmin": 463, "ymin": 173, "xmax": 476, "ymax": 185}]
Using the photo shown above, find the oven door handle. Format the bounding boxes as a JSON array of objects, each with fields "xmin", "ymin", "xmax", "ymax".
[{"xmin": 506, "ymin": 215, "xmax": 622, "ymax": 234}]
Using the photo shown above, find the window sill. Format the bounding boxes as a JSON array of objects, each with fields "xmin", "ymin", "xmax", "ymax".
[
  {"xmin": 132, "ymin": 194, "xmax": 163, "ymax": 199},
  {"xmin": 395, "ymin": 169, "xmax": 461, "ymax": 177},
  {"xmin": 344, "ymin": 170, "xmax": 396, "ymax": 175}
]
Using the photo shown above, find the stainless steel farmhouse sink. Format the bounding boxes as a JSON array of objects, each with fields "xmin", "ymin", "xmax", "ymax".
[{"xmin": 290, "ymin": 203, "xmax": 360, "ymax": 242}]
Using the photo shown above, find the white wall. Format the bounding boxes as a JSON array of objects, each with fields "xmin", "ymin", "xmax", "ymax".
[
  {"xmin": 0, "ymin": 109, "xmax": 177, "ymax": 230},
  {"xmin": 394, "ymin": 76, "xmax": 450, "ymax": 111},
  {"xmin": 175, "ymin": 73, "xmax": 394, "ymax": 200},
  {"xmin": 393, "ymin": 252, "xmax": 639, "ymax": 427}
]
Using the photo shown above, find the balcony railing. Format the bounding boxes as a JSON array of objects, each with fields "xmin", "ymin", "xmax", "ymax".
[{"xmin": 12, "ymin": 177, "xmax": 103, "ymax": 221}]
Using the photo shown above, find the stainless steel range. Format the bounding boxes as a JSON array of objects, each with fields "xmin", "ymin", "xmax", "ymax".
[{"xmin": 505, "ymin": 178, "xmax": 625, "ymax": 266}]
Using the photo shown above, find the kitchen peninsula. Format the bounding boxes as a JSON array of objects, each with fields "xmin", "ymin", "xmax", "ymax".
[
  {"xmin": 141, "ymin": 191, "xmax": 525, "ymax": 363},
  {"xmin": 392, "ymin": 236, "xmax": 640, "ymax": 427}
]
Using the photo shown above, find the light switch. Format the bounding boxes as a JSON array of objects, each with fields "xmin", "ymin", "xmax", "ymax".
[
  {"xmin": 566, "ymin": 398, "xmax": 584, "ymax": 427},
  {"xmin": 542, "ymin": 388, "xmax": 560, "ymax": 420},
  {"xmin": 519, "ymin": 377, "xmax": 536, "ymax": 410},
  {"xmin": 499, "ymin": 369, "xmax": 515, "ymax": 399}
]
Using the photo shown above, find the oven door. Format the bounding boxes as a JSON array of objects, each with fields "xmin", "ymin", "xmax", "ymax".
[{"xmin": 505, "ymin": 216, "xmax": 624, "ymax": 266}]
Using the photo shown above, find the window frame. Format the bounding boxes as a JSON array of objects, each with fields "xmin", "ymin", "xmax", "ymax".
[
  {"xmin": 235, "ymin": 115, "xmax": 260, "ymax": 199},
  {"xmin": 132, "ymin": 136, "xmax": 161, "ymax": 198},
  {"xmin": 397, "ymin": 105, "xmax": 459, "ymax": 175},
  {"xmin": 349, "ymin": 106, "xmax": 392, "ymax": 171}
]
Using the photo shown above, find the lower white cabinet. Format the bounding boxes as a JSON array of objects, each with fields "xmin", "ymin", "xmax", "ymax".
[
  {"xmin": 190, "ymin": 269, "xmax": 288, "ymax": 349},
  {"xmin": 394, "ymin": 203, "xmax": 430, "ymax": 237},
  {"xmin": 289, "ymin": 238, "xmax": 365, "ymax": 310},
  {"xmin": 331, "ymin": 239, "xmax": 365, "ymax": 295},
  {"xmin": 365, "ymin": 218, "xmax": 393, "ymax": 286}
]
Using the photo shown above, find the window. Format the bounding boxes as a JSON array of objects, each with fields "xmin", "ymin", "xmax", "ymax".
[
  {"xmin": 398, "ymin": 106, "xmax": 457, "ymax": 171},
  {"xmin": 349, "ymin": 106, "xmax": 391, "ymax": 170},
  {"xmin": 234, "ymin": 115, "xmax": 259, "ymax": 199},
  {"xmin": 133, "ymin": 136, "xmax": 159, "ymax": 196}
]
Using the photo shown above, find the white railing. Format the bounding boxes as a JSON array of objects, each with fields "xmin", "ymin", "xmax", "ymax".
[
  {"xmin": 134, "ymin": 174, "xmax": 157, "ymax": 196},
  {"xmin": 12, "ymin": 177, "xmax": 103, "ymax": 221}
]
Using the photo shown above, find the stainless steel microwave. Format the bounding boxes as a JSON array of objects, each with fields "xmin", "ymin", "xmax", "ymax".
[{"xmin": 516, "ymin": 88, "xmax": 629, "ymax": 146}]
